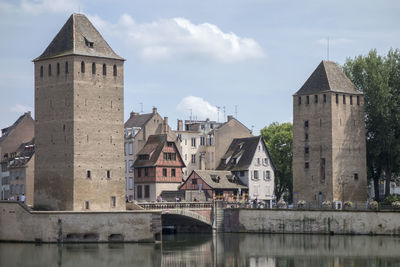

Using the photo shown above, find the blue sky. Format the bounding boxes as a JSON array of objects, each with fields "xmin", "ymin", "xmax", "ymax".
[{"xmin": 0, "ymin": 0, "xmax": 399, "ymax": 134}]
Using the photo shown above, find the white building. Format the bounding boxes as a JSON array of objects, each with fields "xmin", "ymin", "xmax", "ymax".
[{"xmin": 217, "ymin": 136, "xmax": 276, "ymax": 207}]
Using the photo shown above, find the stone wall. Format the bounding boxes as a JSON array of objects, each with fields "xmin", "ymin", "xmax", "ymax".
[
  {"xmin": 224, "ymin": 208, "xmax": 400, "ymax": 235},
  {"xmin": 0, "ymin": 202, "xmax": 161, "ymax": 242}
]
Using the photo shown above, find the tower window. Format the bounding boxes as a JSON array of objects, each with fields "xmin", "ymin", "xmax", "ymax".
[
  {"xmin": 113, "ymin": 65, "xmax": 117, "ymax": 76},
  {"xmin": 40, "ymin": 66, "xmax": 43, "ymax": 77},
  {"xmin": 65, "ymin": 62, "xmax": 69, "ymax": 74},
  {"xmin": 111, "ymin": 196, "xmax": 116, "ymax": 208},
  {"xmin": 107, "ymin": 170, "xmax": 111, "ymax": 179},
  {"xmin": 305, "ymin": 133, "xmax": 309, "ymax": 140},
  {"xmin": 357, "ymin": 96, "xmax": 360, "ymax": 105},
  {"xmin": 343, "ymin": 95, "xmax": 346, "ymax": 104},
  {"xmin": 336, "ymin": 94, "xmax": 339, "ymax": 104},
  {"xmin": 305, "ymin": 147, "xmax": 309, "ymax": 154},
  {"xmin": 85, "ymin": 201, "xmax": 90, "ymax": 210},
  {"xmin": 92, "ymin": 62, "xmax": 96, "ymax": 74},
  {"xmin": 305, "ymin": 162, "xmax": 309, "ymax": 169},
  {"xmin": 298, "ymin": 96, "xmax": 301, "ymax": 105},
  {"xmin": 48, "ymin": 64, "xmax": 52, "ymax": 76},
  {"xmin": 57, "ymin": 63, "xmax": 60, "ymax": 75},
  {"xmin": 314, "ymin": 95, "xmax": 318, "ymax": 103},
  {"xmin": 81, "ymin": 61, "xmax": 85, "ymax": 73},
  {"xmin": 304, "ymin": 120, "xmax": 309, "ymax": 128},
  {"xmin": 354, "ymin": 173, "xmax": 359, "ymax": 180},
  {"xmin": 350, "ymin": 95, "xmax": 353, "ymax": 105},
  {"xmin": 306, "ymin": 96, "xmax": 310, "ymax": 104},
  {"xmin": 87, "ymin": 170, "xmax": 91, "ymax": 179},
  {"xmin": 103, "ymin": 64, "xmax": 106, "ymax": 75},
  {"xmin": 323, "ymin": 94, "xmax": 326, "ymax": 103}
]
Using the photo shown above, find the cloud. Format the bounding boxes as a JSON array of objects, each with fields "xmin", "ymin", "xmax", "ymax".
[
  {"xmin": 176, "ymin": 96, "xmax": 219, "ymax": 121},
  {"xmin": 1, "ymin": 0, "xmax": 81, "ymax": 15},
  {"xmin": 90, "ymin": 14, "xmax": 265, "ymax": 63},
  {"xmin": 317, "ymin": 38, "xmax": 353, "ymax": 45},
  {"xmin": 10, "ymin": 104, "xmax": 32, "ymax": 113}
]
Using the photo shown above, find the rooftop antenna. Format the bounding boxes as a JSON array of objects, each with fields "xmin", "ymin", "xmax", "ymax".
[
  {"xmin": 140, "ymin": 102, "xmax": 143, "ymax": 113},
  {"xmin": 217, "ymin": 106, "xmax": 221, "ymax": 122},
  {"xmin": 235, "ymin": 105, "xmax": 238, "ymax": 118},
  {"xmin": 327, "ymin": 37, "xmax": 330, "ymax": 61}
]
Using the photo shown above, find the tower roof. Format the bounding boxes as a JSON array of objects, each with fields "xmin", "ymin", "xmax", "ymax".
[
  {"xmin": 294, "ymin": 60, "xmax": 361, "ymax": 95},
  {"xmin": 34, "ymin": 13, "xmax": 124, "ymax": 61}
]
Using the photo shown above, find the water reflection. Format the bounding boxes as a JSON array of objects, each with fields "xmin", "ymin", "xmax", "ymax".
[{"xmin": 1, "ymin": 234, "xmax": 400, "ymax": 267}]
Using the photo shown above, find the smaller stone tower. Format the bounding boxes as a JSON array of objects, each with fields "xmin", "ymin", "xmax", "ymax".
[{"xmin": 293, "ymin": 61, "xmax": 367, "ymax": 207}]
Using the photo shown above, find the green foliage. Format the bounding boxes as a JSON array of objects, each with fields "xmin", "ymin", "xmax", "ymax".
[
  {"xmin": 343, "ymin": 49, "xmax": 400, "ymax": 199},
  {"xmin": 383, "ymin": 194, "xmax": 400, "ymax": 205},
  {"xmin": 261, "ymin": 122, "xmax": 293, "ymax": 202}
]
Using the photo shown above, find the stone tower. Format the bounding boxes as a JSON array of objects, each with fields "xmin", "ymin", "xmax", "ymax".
[
  {"xmin": 33, "ymin": 14, "xmax": 125, "ymax": 211},
  {"xmin": 293, "ymin": 61, "xmax": 367, "ymax": 207}
]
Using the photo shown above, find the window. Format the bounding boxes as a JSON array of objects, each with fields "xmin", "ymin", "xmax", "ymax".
[
  {"xmin": 163, "ymin": 152, "xmax": 176, "ymax": 161},
  {"xmin": 191, "ymin": 154, "xmax": 196, "ymax": 164},
  {"xmin": 85, "ymin": 201, "xmax": 90, "ymax": 210},
  {"xmin": 113, "ymin": 65, "xmax": 117, "ymax": 76},
  {"xmin": 336, "ymin": 94, "xmax": 339, "ymax": 104},
  {"xmin": 305, "ymin": 133, "xmax": 309, "ymax": 140},
  {"xmin": 263, "ymin": 158, "xmax": 269, "ymax": 166},
  {"xmin": 200, "ymin": 136, "xmax": 205, "ymax": 146},
  {"xmin": 57, "ymin": 63, "xmax": 60, "ymax": 75},
  {"xmin": 92, "ymin": 62, "xmax": 96, "ymax": 74},
  {"xmin": 111, "ymin": 196, "xmax": 116, "ymax": 208},
  {"xmin": 191, "ymin": 137, "xmax": 196, "ymax": 147},
  {"xmin": 48, "ymin": 64, "xmax": 52, "ymax": 76},
  {"xmin": 256, "ymin": 158, "xmax": 260, "ymax": 165},
  {"xmin": 128, "ymin": 160, "xmax": 133, "ymax": 173},
  {"xmin": 350, "ymin": 95, "xmax": 353, "ymax": 105},
  {"xmin": 240, "ymin": 171, "xmax": 245, "ymax": 176},
  {"xmin": 81, "ymin": 61, "xmax": 85, "ymax": 73},
  {"xmin": 253, "ymin": 170, "xmax": 259, "ymax": 180},
  {"xmin": 171, "ymin": 168, "xmax": 176, "ymax": 177},
  {"xmin": 40, "ymin": 66, "xmax": 43, "ymax": 77},
  {"xmin": 65, "ymin": 61, "xmax": 69, "ymax": 74},
  {"xmin": 298, "ymin": 96, "xmax": 301, "ymax": 105},
  {"xmin": 264, "ymin": 170, "xmax": 271, "ymax": 180},
  {"xmin": 137, "ymin": 186, "xmax": 142, "ymax": 198},
  {"xmin": 320, "ymin": 158, "xmax": 326, "ymax": 181},
  {"xmin": 128, "ymin": 143, "xmax": 133, "ymax": 155},
  {"xmin": 314, "ymin": 95, "xmax": 318, "ymax": 103},
  {"xmin": 357, "ymin": 96, "xmax": 360, "ymax": 105},
  {"xmin": 323, "ymin": 94, "xmax": 326, "ymax": 103},
  {"xmin": 107, "ymin": 170, "xmax": 111, "ymax": 179},
  {"xmin": 305, "ymin": 147, "xmax": 309, "ymax": 154},
  {"xmin": 144, "ymin": 168, "xmax": 149, "ymax": 176},
  {"xmin": 343, "ymin": 95, "xmax": 346, "ymax": 104},
  {"xmin": 124, "ymin": 143, "xmax": 128, "ymax": 156},
  {"xmin": 354, "ymin": 173, "xmax": 359, "ymax": 180},
  {"xmin": 305, "ymin": 162, "xmax": 309, "ymax": 169},
  {"xmin": 163, "ymin": 168, "xmax": 167, "ymax": 177},
  {"xmin": 304, "ymin": 120, "xmax": 309, "ymax": 128},
  {"xmin": 144, "ymin": 185, "xmax": 150, "ymax": 198},
  {"xmin": 87, "ymin": 170, "xmax": 91, "ymax": 179},
  {"xmin": 191, "ymin": 179, "xmax": 197, "ymax": 185},
  {"xmin": 306, "ymin": 96, "xmax": 310, "ymax": 104},
  {"xmin": 167, "ymin": 142, "xmax": 173, "ymax": 147},
  {"xmin": 128, "ymin": 178, "xmax": 133, "ymax": 190},
  {"xmin": 103, "ymin": 64, "xmax": 106, "ymax": 75}
]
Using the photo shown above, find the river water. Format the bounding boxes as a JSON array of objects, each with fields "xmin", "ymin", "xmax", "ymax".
[{"xmin": 1, "ymin": 233, "xmax": 400, "ymax": 267}]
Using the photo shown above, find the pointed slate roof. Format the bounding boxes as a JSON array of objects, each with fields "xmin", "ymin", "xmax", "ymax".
[
  {"xmin": 294, "ymin": 60, "xmax": 361, "ymax": 95},
  {"xmin": 181, "ymin": 170, "xmax": 247, "ymax": 190},
  {"xmin": 34, "ymin": 13, "xmax": 124, "ymax": 61}
]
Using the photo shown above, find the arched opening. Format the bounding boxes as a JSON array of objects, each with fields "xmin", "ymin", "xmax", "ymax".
[
  {"xmin": 103, "ymin": 64, "xmax": 107, "ymax": 75},
  {"xmin": 81, "ymin": 61, "xmax": 85, "ymax": 73},
  {"xmin": 92, "ymin": 62, "xmax": 96, "ymax": 74},
  {"xmin": 48, "ymin": 64, "xmax": 52, "ymax": 76},
  {"xmin": 113, "ymin": 64, "xmax": 117, "ymax": 76}
]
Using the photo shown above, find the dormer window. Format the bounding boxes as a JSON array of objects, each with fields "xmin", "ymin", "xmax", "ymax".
[{"xmin": 84, "ymin": 37, "xmax": 94, "ymax": 48}]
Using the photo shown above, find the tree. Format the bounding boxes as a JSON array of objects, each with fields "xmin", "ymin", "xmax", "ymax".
[
  {"xmin": 261, "ymin": 122, "xmax": 293, "ymax": 202},
  {"xmin": 343, "ymin": 49, "xmax": 400, "ymax": 200}
]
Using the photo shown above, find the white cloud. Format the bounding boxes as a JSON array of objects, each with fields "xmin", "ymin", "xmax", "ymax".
[
  {"xmin": 2, "ymin": 0, "xmax": 82, "ymax": 15},
  {"xmin": 90, "ymin": 14, "xmax": 265, "ymax": 63},
  {"xmin": 176, "ymin": 96, "xmax": 219, "ymax": 121},
  {"xmin": 317, "ymin": 38, "xmax": 353, "ymax": 45},
  {"xmin": 10, "ymin": 104, "xmax": 32, "ymax": 113}
]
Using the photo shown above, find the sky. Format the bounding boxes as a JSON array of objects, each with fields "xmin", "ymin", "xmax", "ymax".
[{"xmin": 0, "ymin": 0, "xmax": 399, "ymax": 134}]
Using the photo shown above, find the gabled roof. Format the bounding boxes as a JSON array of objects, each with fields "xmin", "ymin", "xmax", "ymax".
[
  {"xmin": 133, "ymin": 134, "xmax": 184, "ymax": 168},
  {"xmin": 217, "ymin": 136, "xmax": 275, "ymax": 171},
  {"xmin": 294, "ymin": 60, "xmax": 361, "ymax": 95},
  {"xmin": 182, "ymin": 170, "xmax": 247, "ymax": 190},
  {"xmin": 0, "ymin": 112, "xmax": 32, "ymax": 145},
  {"xmin": 208, "ymin": 117, "xmax": 251, "ymax": 135},
  {"xmin": 124, "ymin": 113, "xmax": 154, "ymax": 128},
  {"xmin": 8, "ymin": 139, "xmax": 35, "ymax": 168},
  {"xmin": 34, "ymin": 13, "xmax": 124, "ymax": 61}
]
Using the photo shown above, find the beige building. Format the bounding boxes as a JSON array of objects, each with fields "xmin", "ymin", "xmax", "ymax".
[
  {"xmin": 33, "ymin": 14, "xmax": 125, "ymax": 211},
  {"xmin": 175, "ymin": 116, "xmax": 252, "ymax": 178},
  {"xmin": 293, "ymin": 60, "xmax": 367, "ymax": 207}
]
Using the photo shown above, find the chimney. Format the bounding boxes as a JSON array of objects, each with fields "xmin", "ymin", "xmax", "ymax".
[
  {"xmin": 163, "ymin": 117, "xmax": 169, "ymax": 133},
  {"xmin": 152, "ymin": 107, "xmax": 157, "ymax": 115},
  {"xmin": 130, "ymin": 111, "xmax": 139, "ymax": 117},
  {"xmin": 227, "ymin": 115, "xmax": 234, "ymax": 122},
  {"xmin": 25, "ymin": 111, "xmax": 31, "ymax": 117},
  {"xmin": 177, "ymin": 120, "xmax": 183, "ymax": 131}
]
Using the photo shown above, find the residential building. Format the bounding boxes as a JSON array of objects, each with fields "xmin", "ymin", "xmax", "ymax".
[
  {"xmin": 34, "ymin": 14, "xmax": 125, "ymax": 211},
  {"xmin": 133, "ymin": 134, "xmax": 185, "ymax": 201},
  {"xmin": 217, "ymin": 136, "xmax": 275, "ymax": 206},
  {"xmin": 175, "ymin": 115, "xmax": 252, "ymax": 179},
  {"xmin": 124, "ymin": 109, "xmax": 175, "ymax": 201},
  {"xmin": 0, "ymin": 112, "xmax": 34, "ymax": 200},
  {"xmin": 8, "ymin": 139, "xmax": 35, "ymax": 206},
  {"xmin": 293, "ymin": 60, "xmax": 367, "ymax": 207},
  {"xmin": 179, "ymin": 170, "xmax": 247, "ymax": 202}
]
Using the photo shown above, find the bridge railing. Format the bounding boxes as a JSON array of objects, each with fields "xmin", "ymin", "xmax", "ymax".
[{"xmin": 138, "ymin": 202, "xmax": 213, "ymax": 210}]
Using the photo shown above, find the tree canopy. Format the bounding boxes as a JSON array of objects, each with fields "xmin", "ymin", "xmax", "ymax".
[
  {"xmin": 261, "ymin": 122, "xmax": 293, "ymax": 202},
  {"xmin": 343, "ymin": 49, "xmax": 400, "ymax": 200}
]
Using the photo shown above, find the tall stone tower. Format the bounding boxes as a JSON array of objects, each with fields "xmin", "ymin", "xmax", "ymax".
[
  {"xmin": 33, "ymin": 14, "xmax": 125, "ymax": 211},
  {"xmin": 293, "ymin": 61, "xmax": 367, "ymax": 207}
]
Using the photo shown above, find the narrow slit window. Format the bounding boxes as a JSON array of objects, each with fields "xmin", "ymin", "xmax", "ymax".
[
  {"xmin": 323, "ymin": 94, "xmax": 326, "ymax": 103},
  {"xmin": 336, "ymin": 94, "xmax": 339, "ymax": 104},
  {"xmin": 57, "ymin": 63, "xmax": 60, "ymax": 75},
  {"xmin": 40, "ymin": 66, "xmax": 43, "ymax": 77},
  {"xmin": 48, "ymin": 64, "xmax": 52, "ymax": 76},
  {"xmin": 113, "ymin": 65, "xmax": 117, "ymax": 76},
  {"xmin": 306, "ymin": 96, "xmax": 310, "ymax": 104},
  {"xmin": 111, "ymin": 196, "xmax": 116, "ymax": 208},
  {"xmin": 103, "ymin": 64, "xmax": 106, "ymax": 75},
  {"xmin": 314, "ymin": 95, "xmax": 318, "ymax": 103},
  {"xmin": 92, "ymin": 62, "xmax": 96, "ymax": 74},
  {"xmin": 107, "ymin": 170, "xmax": 111, "ymax": 179},
  {"xmin": 65, "ymin": 62, "xmax": 69, "ymax": 74},
  {"xmin": 81, "ymin": 61, "xmax": 85, "ymax": 73},
  {"xmin": 343, "ymin": 95, "xmax": 346, "ymax": 104},
  {"xmin": 298, "ymin": 96, "xmax": 301, "ymax": 105},
  {"xmin": 350, "ymin": 95, "xmax": 353, "ymax": 105},
  {"xmin": 87, "ymin": 170, "xmax": 91, "ymax": 179},
  {"xmin": 357, "ymin": 96, "xmax": 360, "ymax": 105},
  {"xmin": 85, "ymin": 201, "xmax": 90, "ymax": 210}
]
